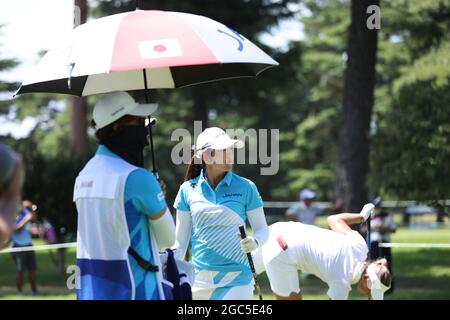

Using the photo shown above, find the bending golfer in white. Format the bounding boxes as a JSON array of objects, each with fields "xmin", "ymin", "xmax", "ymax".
[{"xmin": 253, "ymin": 204, "xmax": 392, "ymax": 300}]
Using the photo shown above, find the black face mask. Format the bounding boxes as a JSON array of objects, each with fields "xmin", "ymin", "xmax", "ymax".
[{"xmin": 102, "ymin": 125, "xmax": 149, "ymax": 168}]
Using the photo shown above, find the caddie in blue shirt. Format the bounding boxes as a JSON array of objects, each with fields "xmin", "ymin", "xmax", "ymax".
[
  {"xmin": 173, "ymin": 127, "xmax": 269, "ymax": 300},
  {"xmin": 73, "ymin": 91, "xmax": 176, "ymax": 300}
]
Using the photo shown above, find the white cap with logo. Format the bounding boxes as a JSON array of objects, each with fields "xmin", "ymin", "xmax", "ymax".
[
  {"xmin": 93, "ymin": 91, "xmax": 158, "ymax": 129},
  {"xmin": 194, "ymin": 127, "xmax": 244, "ymax": 159}
]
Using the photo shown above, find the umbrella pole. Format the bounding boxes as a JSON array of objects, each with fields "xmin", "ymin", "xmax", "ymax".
[{"xmin": 142, "ymin": 69, "xmax": 159, "ymax": 180}]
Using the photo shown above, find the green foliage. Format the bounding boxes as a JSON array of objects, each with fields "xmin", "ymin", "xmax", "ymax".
[
  {"xmin": 0, "ymin": 29, "xmax": 18, "ymax": 114},
  {"xmin": 92, "ymin": 0, "xmax": 295, "ymax": 41},
  {"xmin": 271, "ymin": 0, "xmax": 349, "ymax": 200},
  {"xmin": 369, "ymin": 0, "xmax": 450, "ymax": 202},
  {"xmin": 2, "ymin": 101, "xmax": 93, "ymax": 241},
  {"xmin": 90, "ymin": 0, "xmax": 302, "ymax": 205},
  {"xmin": 2, "ymin": 0, "xmax": 450, "ymax": 237}
]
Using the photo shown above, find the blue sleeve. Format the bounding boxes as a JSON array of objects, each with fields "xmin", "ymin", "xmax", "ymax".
[
  {"xmin": 125, "ymin": 169, "xmax": 167, "ymax": 217},
  {"xmin": 173, "ymin": 184, "xmax": 190, "ymax": 212},
  {"xmin": 246, "ymin": 180, "xmax": 263, "ymax": 212},
  {"xmin": 15, "ymin": 208, "xmax": 32, "ymax": 225}
]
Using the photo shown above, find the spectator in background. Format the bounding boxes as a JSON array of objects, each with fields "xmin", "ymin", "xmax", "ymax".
[
  {"xmin": 370, "ymin": 196, "xmax": 396, "ymax": 294},
  {"xmin": 0, "ymin": 142, "xmax": 24, "ymax": 249},
  {"xmin": 42, "ymin": 219, "xmax": 57, "ymax": 244},
  {"xmin": 11, "ymin": 200, "xmax": 39, "ymax": 296},
  {"xmin": 286, "ymin": 188, "xmax": 322, "ymax": 225},
  {"xmin": 328, "ymin": 198, "xmax": 345, "ymax": 215}
]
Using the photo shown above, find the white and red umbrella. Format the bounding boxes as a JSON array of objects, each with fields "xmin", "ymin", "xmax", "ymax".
[{"xmin": 15, "ymin": 9, "xmax": 278, "ymax": 96}]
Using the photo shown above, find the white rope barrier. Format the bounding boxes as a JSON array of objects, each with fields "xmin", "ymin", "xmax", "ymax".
[
  {"xmin": 0, "ymin": 242, "xmax": 77, "ymax": 254},
  {"xmin": 2, "ymin": 241, "xmax": 449, "ymax": 254},
  {"xmin": 379, "ymin": 242, "xmax": 450, "ymax": 248},
  {"xmin": 264, "ymin": 200, "xmax": 450, "ymax": 209}
]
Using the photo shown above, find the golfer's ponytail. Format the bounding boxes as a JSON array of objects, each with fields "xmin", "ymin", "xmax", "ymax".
[{"xmin": 185, "ymin": 156, "xmax": 203, "ymax": 181}]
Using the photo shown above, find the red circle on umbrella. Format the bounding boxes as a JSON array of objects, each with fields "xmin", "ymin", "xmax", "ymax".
[{"xmin": 153, "ymin": 44, "xmax": 167, "ymax": 52}]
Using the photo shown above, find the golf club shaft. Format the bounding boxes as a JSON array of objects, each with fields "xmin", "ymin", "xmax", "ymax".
[
  {"xmin": 366, "ymin": 216, "xmax": 371, "ymax": 260},
  {"xmin": 365, "ymin": 208, "xmax": 372, "ymax": 301},
  {"xmin": 239, "ymin": 225, "xmax": 263, "ymax": 300}
]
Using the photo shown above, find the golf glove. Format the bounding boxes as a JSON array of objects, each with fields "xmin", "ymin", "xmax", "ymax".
[
  {"xmin": 360, "ymin": 203, "xmax": 375, "ymax": 222},
  {"xmin": 238, "ymin": 234, "xmax": 259, "ymax": 253}
]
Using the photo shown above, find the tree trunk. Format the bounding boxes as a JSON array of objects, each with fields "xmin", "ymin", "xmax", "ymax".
[
  {"xmin": 192, "ymin": 86, "xmax": 208, "ymax": 128},
  {"xmin": 70, "ymin": 0, "xmax": 88, "ymax": 155},
  {"xmin": 336, "ymin": 0, "xmax": 379, "ymax": 212},
  {"xmin": 436, "ymin": 197, "xmax": 445, "ymax": 223},
  {"xmin": 70, "ymin": 97, "xmax": 88, "ymax": 154}
]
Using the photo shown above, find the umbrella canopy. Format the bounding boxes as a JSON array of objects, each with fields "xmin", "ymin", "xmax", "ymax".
[{"xmin": 15, "ymin": 9, "xmax": 278, "ymax": 97}]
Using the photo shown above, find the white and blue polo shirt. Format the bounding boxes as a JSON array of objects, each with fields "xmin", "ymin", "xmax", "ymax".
[{"xmin": 174, "ymin": 169, "xmax": 263, "ymax": 288}]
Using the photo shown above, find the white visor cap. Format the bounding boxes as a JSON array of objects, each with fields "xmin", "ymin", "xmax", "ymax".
[
  {"xmin": 367, "ymin": 263, "xmax": 391, "ymax": 300},
  {"xmin": 93, "ymin": 91, "xmax": 158, "ymax": 129},
  {"xmin": 194, "ymin": 127, "xmax": 244, "ymax": 159}
]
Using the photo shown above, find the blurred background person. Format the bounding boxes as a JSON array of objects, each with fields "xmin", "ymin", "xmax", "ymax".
[
  {"xmin": 370, "ymin": 196, "xmax": 396, "ymax": 294},
  {"xmin": 0, "ymin": 142, "xmax": 24, "ymax": 249},
  {"xmin": 286, "ymin": 188, "xmax": 322, "ymax": 225},
  {"xmin": 10, "ymin": 200, "xmax": 39, "ymax": 296}
]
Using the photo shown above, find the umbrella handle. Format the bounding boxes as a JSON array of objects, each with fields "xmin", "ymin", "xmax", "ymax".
[
  {"xmin": 146, "ymin": 116, "xmax": 159, "ymax": 180},
  {"xmin": 142, "ymin": 68, "xmax": 159, "ymax": 180}
]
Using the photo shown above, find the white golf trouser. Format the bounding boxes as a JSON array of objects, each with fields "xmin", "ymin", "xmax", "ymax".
[{"xmin": 192, "ymin": 269, "xmax": 254, "ymax": 300}]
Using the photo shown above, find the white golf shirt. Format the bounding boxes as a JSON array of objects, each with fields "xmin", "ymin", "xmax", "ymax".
[{"xmin": 254, "ymin": 221, "xmax": 368, "ymax": 300}]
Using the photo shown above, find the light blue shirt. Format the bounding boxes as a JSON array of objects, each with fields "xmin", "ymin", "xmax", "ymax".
[
  {"xmin": 11, "ymin": 208, "xmax": 33, "ymax": 246},
  {"xmin": 174, "ymin": 169, "xmax": 263, "ymax": 287},
  {"xmin": 96, "ymin": 145, "xmax": 166, "ymax": 300}
]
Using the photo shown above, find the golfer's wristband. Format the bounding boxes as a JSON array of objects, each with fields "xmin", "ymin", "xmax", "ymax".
[
  {"xmin": 247, "ymin": 207, "xmax": 269, "ymax": 247},
  {"xmin": 172, "ymin": 210, "xmax": 191, "ymax": 260}
]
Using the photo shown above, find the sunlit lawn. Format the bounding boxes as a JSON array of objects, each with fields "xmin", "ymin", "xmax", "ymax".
[
  {"xmin": 0, "ymin": 240, "xmax": 76, "ymax": 300},
  {"xmin": 1, "ymin": 222, "xmax": 449, "ymax": 300}
]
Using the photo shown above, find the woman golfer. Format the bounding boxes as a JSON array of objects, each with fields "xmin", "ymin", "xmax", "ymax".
[
  {"xmin": 173, "ymin": 127, "xmax": 269, "ymax": 300},
  {"xmin": 252, "ymin": 204, "xmax": 392, "ymax": 300}
]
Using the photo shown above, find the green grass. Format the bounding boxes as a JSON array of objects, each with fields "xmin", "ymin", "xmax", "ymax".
[
  {"xmin": 0, "ymin": 240, "xmax": 76, "ymax": 300},
  {"xmin": 383, "ymin": 226, "xmax": 450, "ymax": 300},
  {"xmin": 1, "ymin": 225, "xmax": 449, "ymax": 300}
]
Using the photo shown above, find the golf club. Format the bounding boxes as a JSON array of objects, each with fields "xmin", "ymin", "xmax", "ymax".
[{"xmin": 239, "ymin": 225, "xmax": 263, "ymax": 300}]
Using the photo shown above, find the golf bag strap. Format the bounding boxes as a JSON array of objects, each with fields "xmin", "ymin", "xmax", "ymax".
[{"xmin": 128, "ymin": 246, "xmax": 159, "ymax": 272}]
